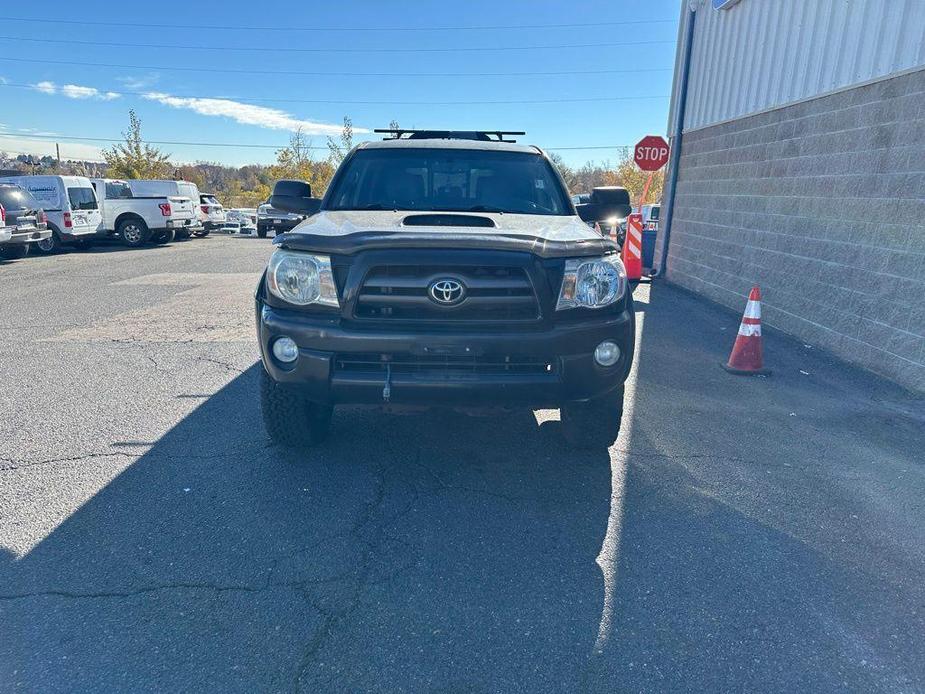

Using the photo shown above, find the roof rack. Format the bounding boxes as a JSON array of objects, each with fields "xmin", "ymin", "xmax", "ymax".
[{"xmin": 374, "ymin": 129, "xmax": 526, "ymax": 143}]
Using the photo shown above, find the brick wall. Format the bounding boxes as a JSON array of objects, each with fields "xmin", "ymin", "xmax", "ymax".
[{"xmin": 659, "ymin": 68, "xmax": 925, "ymax": 392}]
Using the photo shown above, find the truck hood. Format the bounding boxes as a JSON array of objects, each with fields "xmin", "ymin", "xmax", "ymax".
[{"xmin": 275, "ymin": 210, "xmax": 617, "ymax": 259}]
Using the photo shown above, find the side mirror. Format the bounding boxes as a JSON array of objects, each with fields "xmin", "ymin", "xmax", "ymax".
[
  {"xmin": 576, "ymin": 202, "xmax": 631, "ymax": 224},
  {"xmin": 269, "ymin": 179, "xmax": 322, "ymax": 216}
]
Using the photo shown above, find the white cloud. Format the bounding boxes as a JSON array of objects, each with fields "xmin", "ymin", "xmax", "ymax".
[
  {"xmin": 141, "ymin": 92, "xmax": 366, "ymax": 135},
  {"xmin": 32, "ymin": 81, "xmax": 120, "ymax": 101},
  {"xmin": 0, "ymin": 134, "xmax": 104, "ymax": 162},
  {"xmin": 117, "ymin": 73, "xmax": 160, "ymax": 90},
  {"xmin": 62, "ymin": 84, "xmax": 120, "ymax": 100}
]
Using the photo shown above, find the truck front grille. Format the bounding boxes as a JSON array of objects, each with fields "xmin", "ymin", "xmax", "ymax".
[
  {"xmin": 355, "ymin": 265, "xmax": 539, "ymax": 322},
  {"xmin": 334, "ymin": 353, "xmax": 556, "ymax": 376}
]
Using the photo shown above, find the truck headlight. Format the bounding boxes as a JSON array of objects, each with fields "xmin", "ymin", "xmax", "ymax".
[
  {"xmin": 266, "ymin": 250, "xmax": 339, "ymax": 307},
  {"xmin": 556, "ymin": 255, "xmax": 626, "ymax": 310}
]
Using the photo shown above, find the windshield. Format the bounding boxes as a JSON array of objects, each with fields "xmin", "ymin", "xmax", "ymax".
[
  {"xmin": 67, "ymin": 186, "xmax": 98, "ymax": 210},
  {"xmin": 326, "ymin": 148, "xmax": 571, "ymax": 215}
]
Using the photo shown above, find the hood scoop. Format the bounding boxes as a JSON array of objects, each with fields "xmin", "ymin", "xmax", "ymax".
[{"xmin": 401, "ymin": 213, "xmax": 496, "ymax": 228}]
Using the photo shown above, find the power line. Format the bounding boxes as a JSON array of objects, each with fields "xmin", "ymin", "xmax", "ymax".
[
  {"xmin": 0, "ymin": 81, "xmax": 670, "ymax": 106},
  {"xmin": 0, "ymin": 55, "xmax": 672, "ymax": 79},
  {"xmin": 0, "ymin": 34, "xmax": 674, "ymax": 54},
  {"xmin": 0, "ymin": 15, "xmax": 677, "ymax": 33},
  {"xmin": 0, "ymin": 132, "xmax": 635, "ymax": 152}
]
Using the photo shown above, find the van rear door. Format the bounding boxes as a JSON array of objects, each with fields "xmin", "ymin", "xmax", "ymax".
[{"xmin": 67, "ymin": 185, "xmax": 102, "ymax": 235}]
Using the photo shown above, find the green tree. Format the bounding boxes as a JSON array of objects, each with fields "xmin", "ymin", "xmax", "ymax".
[
  {"xmin": 103, "ymin": 110, "xmax": 172, "ymax": 179},
  {"xmin": 326, "ymin": 116, "xmax": 354, "ymax": 166},
  {"xmin": 614, "ymin": 154, "xmax": 665, "ymax": 206},
  {"xmin": 269, "ymin": 128, "xmax": 335, "ymax": 196}
]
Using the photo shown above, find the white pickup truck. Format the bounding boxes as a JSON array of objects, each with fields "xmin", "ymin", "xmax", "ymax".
[{"xmin": 91, "ymin": 178, "xmax": 198, "ymax": 247}]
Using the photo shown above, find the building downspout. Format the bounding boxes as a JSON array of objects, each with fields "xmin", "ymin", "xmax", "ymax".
[{"xmin": 653, "ymin": 2, "xmax": 698, "ymax": 279}]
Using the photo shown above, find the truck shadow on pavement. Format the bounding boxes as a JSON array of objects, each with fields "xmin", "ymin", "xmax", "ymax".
[{"xmin": 2, "ymin": 284, "xmax": 922, "ymax": 692}]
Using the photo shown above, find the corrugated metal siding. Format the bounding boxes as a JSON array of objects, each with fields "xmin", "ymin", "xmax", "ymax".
[{"xmin": 669, "ymin": 0, "xmax": 925, "ymax": 132}]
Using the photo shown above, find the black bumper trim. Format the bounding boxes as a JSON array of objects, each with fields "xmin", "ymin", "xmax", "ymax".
[{"xmin": 257, "ymin": 300, "xmax": 634, "ymax": 406}]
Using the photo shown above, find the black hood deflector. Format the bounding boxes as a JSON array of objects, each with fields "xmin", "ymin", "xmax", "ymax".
[{"xmin": 274, "ymin": 230, "xmax": 617, "ymax": 259}]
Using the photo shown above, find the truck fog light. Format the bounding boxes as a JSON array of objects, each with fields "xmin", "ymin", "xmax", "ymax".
[
  {"xmin": 594, "ymin": 341, "xmax": 621, "ymax": 367},
  {"xmin": 272, "ymin": 336, "xmax": 298, "ymax": 363}
]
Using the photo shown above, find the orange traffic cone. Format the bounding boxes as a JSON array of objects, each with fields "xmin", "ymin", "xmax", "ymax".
[
  {"xmin": 723, "ymin": 286, "xmax": 770, "ymax": 375},
  {"xmin": 609, "ymin": 223, "xmax": 619, "ymax": 243},
  {"xmin": 593, "ymin": 221, "xmax": 602, "ymax": 236}
]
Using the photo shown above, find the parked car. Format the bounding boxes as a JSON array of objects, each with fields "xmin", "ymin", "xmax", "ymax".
[
  {"xmin": 255, "ymin": 129, "xmax": 634, "ymax": 450},
  {"xmin": 0, "ymin": 175, "xmax": 101, "ymax": 253},
  {"xmin": 198, "ymin": 193, "xmax": 226, "ymax": 234},
  {"xmin": 257, "ymin": 201, "xmax": 303, "ymax": 238},
  {"xmin": 127, "ymin": 180, "xmax": 205, "ymax": 239},
  {"xmin": 225, "ymin": 208, "xmax": 257, "ymax": 233},
  {"xmin": 0, "ymin": 183, "xmax": 50, "ymax": 260},
  {"xmin": 227, "ymin": 208, "xmax": 257, "ymax": 226},
  {"xmin": 90, "ymin": 178, "xmax": 198, "ymax": 247}
]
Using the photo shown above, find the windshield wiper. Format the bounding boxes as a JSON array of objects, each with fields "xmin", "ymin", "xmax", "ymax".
[{"xmin": 464, "ymin": 205, "xmax": 506, "ymax": 214}]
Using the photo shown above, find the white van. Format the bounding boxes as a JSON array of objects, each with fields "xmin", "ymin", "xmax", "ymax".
[
  {"xmin": 0, "ymin": 175, "xmax": 102, "ymax": 253},
  {"xmin": 127, "ymin": 180, "xmax": 204, "ymax": 239}
]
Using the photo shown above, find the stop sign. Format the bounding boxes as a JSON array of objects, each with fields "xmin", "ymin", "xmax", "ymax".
[{"xmin": 634, "ymin": 135, "xmax": 670, "ymax": 172}]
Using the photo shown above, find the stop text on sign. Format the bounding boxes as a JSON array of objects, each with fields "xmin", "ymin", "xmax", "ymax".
[{"xmin": 634, "ymin": 135, "xmax": 670, "ymax": 172}]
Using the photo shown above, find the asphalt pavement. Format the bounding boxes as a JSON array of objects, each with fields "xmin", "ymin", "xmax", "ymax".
[{"xmin": 1, "ymin": 236, "xmax": 923, "ymax": 692}]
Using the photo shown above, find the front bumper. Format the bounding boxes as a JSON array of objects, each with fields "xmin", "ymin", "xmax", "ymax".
[
  {"xmin": 258, "ymin": 218, "xmax": 301, "ymax": 233},
  {"xmin": 257, "ymin": 301, "xmax": 634, "ymax": 407}
]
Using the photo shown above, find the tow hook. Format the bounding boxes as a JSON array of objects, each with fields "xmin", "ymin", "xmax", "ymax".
[{"xmin": 382, "ymin": 363, "xmax": 392, "ymax": 402}]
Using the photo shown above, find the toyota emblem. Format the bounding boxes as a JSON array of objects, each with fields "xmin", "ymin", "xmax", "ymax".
[{"xmin": 428, "ymin": 278, "xmax": 466, "ymax": 305}]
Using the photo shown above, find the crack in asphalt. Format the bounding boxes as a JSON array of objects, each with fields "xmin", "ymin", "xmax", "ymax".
[
  {"xmin": 0, "ymin": 451, "xmax": 140, "ymax": 472},
  {"xmin": 291, "ymin": 435, "xmax": 421, "ymax": 692},
  {"xmin": 195, "ymin": 356, "xmax": 248, "ymax": 374},
  {"xmin": 0, "ymin": 446, "xmax": 266, "ymax": 473}
]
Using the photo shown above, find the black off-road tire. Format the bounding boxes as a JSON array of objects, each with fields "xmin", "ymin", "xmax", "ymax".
[
  {"xmin": 560, "ymin": 386, "xmax": 625, "ymax": 449},
  {"xmin": 174, "ymin": 227, "xmax": 191, "ymax": 241},
  {"xmin": 118, "ymin": 218, "xmax": 151, "ymax": 248},
  {"xmin": 194, "ymin": 228, "xmax": 210, "ymax": 238},
  {"xmin": 152, "ymin": 228, "xmax": 175, "ymax": 244},
  {"xmin": 34, "ymin": 229, "xmax": 63, "ymax": 254},
  {"xmin": 257, "ymin": 226, "xmax": 268, "ymax": 239},
  {"xmin": 260, "ymin": 368, "xmax": 333, "ymax": 449},
  {"xmin": 0, "ymin": 244, "xmax": 29, "ymax": 260}
]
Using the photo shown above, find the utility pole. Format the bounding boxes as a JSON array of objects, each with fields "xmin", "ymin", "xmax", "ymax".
[{"xmin": 56, "ymin": 143, "xmax": 61, "ymax": 172}]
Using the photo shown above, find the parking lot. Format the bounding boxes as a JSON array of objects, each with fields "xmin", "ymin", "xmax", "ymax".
[{"xmin": 1, "ymin": 236, "xmax": 923, "ymax": 692}]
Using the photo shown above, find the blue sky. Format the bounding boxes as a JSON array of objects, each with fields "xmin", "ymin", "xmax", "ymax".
[{"xmin": 0, "ymin": 0, "xmax": 680, "ymax": 167}]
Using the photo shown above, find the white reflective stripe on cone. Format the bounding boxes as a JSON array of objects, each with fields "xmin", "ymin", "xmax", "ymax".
[
  {"xmin": 627, "ymin": 241, "xmax": 642, "ymax": 258},
  {"xmin": 743, "ymin": 300, "xmax": 761, "ymax": 320},
  {"xmin": 738, "ymin": 322, "xmax": 762, "ymax": 337}
]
